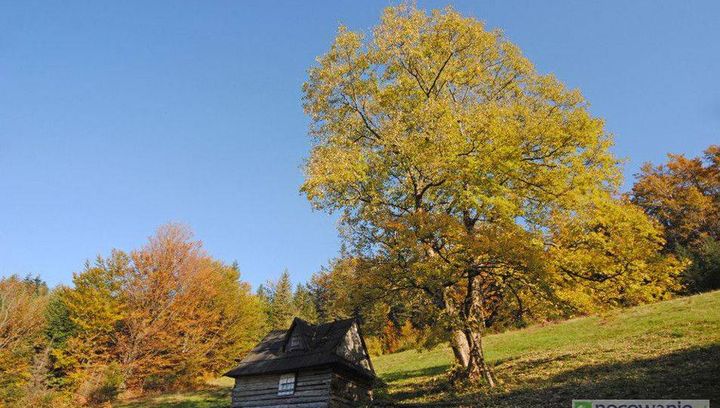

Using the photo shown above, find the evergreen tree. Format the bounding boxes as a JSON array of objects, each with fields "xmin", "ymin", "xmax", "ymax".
[
  {"xmin": 293, "ymin": 284, "xmax": 318, "ymax": 323},
  {"xmin": 267, "ymin": 270, "xmax": 294, "ymax": 330}
]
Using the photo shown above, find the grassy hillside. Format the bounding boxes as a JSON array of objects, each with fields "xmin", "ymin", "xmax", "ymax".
[
  {"xmin": 373, "ymin": 290, "xmax": 720, "ymax": 406},
  {"xmin": 115, "ymin": 291, "xmax": 720, "ymax": 407}
]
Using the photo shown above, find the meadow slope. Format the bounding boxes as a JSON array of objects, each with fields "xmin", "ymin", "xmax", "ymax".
[{"xmin": 115, "ymin": 291, "xmax": 720, "ymax": 407}]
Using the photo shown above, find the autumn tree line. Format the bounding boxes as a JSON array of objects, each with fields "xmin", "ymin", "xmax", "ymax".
[
  {"xmin": 0, "ymin": 226, "xmax": 263, "ymax": 406},
  {"xmin": 0, "ymin": 225, "xmax": 327, "ymax": 407},
  {"xmin": 2, "ymin": 4, "xmax": 719, "ymax": 406},
  {"xmin": 1, "ymin": 142, "xmax": 717, "ymax": 406}
]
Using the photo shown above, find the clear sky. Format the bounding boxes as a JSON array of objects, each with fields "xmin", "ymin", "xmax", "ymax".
[{"xmin": 1, "ymin": 1, "xmax": 718, "ymax": 289}]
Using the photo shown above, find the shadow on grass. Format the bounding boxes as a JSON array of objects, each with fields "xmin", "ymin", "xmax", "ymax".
[
  {"xmin": 381, "ymin": 363, "xmax": 452, "ymax": 383},
  {"xmin": 381, "ymin": 344, "xmax": 720, "ymax": 407}
]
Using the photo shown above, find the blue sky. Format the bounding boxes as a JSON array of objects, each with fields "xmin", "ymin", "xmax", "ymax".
[{"xmin": 1, "ymin": 1, "xmax": 718, "ymax": 289}]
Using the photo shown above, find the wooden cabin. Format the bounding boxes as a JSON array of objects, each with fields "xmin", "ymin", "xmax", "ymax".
[{"xmin": 225, "ymin": 317, "xmax": 376, "ymax": 408}]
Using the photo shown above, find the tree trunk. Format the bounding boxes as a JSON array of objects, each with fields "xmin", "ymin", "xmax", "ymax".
[
  {"xmin": 450, "ymin": 329, "xmax": 470, "ymax": 368},
  {"xmin": 464, "ymin": 329, "xmax": 495, "ymax": 387},
  {"xmin": 442, "ymin": 285, "xmax": 494, "ymax": 386},
  {"xmin": 461, "ymin": 273, "xmax": 496, "ymax": 386}
]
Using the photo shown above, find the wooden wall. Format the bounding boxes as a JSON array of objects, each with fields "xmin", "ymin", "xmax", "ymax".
[
  {"xmin": 232, "ymin": 367, "xmax": 332, "ymax": 408},
  {"xmin": 329, "ymin": 370, "xmax": 373, "ymax": 407},
  {"xmin": 231, "ymin": 367, "xmax": 373, "ymax": 408}
]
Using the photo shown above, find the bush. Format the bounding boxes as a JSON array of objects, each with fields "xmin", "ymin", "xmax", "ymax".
[
  {"xmin": 680, "ymin": 237, "xmax": 720, "ymax": 292},
  {"xmin": 395, "ymin": 321, "xmax": 420, "ymax": 352},
  {"xmin": 80, "ymin": 363, "xmax": 125, "ymax": 405},
  {"xmin": 364, "ymin": 336, "xmax": 383, "ymax": 357},
  {"xmin": 13, "ymin": 389, "xmax": 75, "ymax": 408}
]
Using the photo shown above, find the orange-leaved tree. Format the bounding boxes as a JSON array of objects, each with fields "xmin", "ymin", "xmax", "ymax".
[
  {"xmin": 632, "ymin": 145, "xmax": 720, "ymax": 292},
  {"xmin": 54, "ymin": 224, "xmax": 264, "ymax": 398}
]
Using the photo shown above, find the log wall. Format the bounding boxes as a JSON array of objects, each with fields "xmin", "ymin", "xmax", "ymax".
[
  {"xmin": 231, "ymin": 367, "xmax": 373, "ymax": 408},
  {"xmin": 231, "ymin": 367, "xmax": 332, "ymax": 408}
]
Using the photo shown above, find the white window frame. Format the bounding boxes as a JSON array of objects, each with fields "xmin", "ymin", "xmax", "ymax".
[
  {"xmin": 277, "ymin": 373, "xmax": 296, "ymax": 396},
  {"xmin": 289, "ymin": 334, "xmax": 302, "ymax": 350}
]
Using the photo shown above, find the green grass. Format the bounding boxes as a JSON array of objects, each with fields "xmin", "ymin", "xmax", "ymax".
[
  {"xmin": 113, "ymin": 378, "xmax": 234, "ymax": 408},
  {"xmin": 114, "ymin": 291, "xmax": 720, "ymax": 407},
  {"xmin": 373, "ymin": 290, "xmax": 720, "ymax": 406}
]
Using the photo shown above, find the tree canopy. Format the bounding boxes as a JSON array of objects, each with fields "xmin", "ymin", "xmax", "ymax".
[{"xmin": 632, "ymin": 145, "xmax": 720, "ymax": 292}]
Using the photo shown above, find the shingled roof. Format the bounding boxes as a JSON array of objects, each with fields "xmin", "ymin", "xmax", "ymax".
[{"xmin": 224, "ymin": 317, "xmax": 375, "ymax": 380}]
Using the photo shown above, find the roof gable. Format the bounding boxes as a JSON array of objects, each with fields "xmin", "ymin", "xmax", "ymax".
[
  {"xmin": 283, "ymin": 318, "xmax": 312, "ymax": 352},
  {"xmin": 335, "ymin": 320, "xmax": 374, "ymax": 373}
]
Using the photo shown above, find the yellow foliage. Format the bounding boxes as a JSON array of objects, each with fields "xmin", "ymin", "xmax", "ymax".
[
  {"xmin": 0, "ymin": 277, "xmax": 48, "ymax": 403},
  {"xmin": 301, "ymin": 4, "xmax": 684, "ymax": 372},
  {"xmin": 549, "ymin": 197, "xmax": 686, "ymax": 311}
]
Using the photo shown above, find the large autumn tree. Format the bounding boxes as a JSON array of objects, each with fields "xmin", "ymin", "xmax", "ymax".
[
  {"xmin": 301, "ymin": 5, "xmax": 682, "ymax": 384},
  {"xmin": 631, "ymin": 145, "xmax": 720, "ymax": 292},
  {"xmin": 53, "ymin": 224, "xmax": 264, "ymax": 397}
]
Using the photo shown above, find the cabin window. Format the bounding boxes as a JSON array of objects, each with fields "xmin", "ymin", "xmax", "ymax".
[
  {"xmin": 277, "ymin": 373, "xmax": 295, "ymax": 396},
  {"xmin": 289, "ymin": 334, "xmax": 302, "ymax": 350}
]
